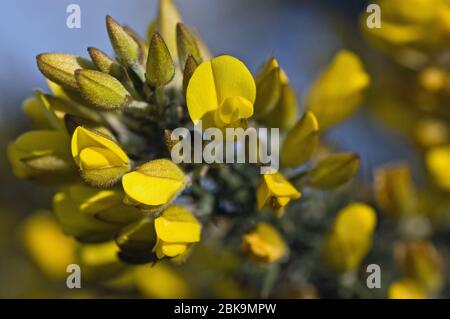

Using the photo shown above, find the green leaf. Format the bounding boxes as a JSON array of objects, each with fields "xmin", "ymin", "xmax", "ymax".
[
  {"xmin": 75, "ymin": 69, "xmax": 131, "ymax": 110},
  {"xmin": 36, "ymin": 53, "xmax": 95, "ymax": 91},
  {"xmin": 176, "ymin": 23, "xmax": 202, "ymax": 67},
  {"xmin": 146, "ymin": 32, "xmax": 175, "ymax": 87},
  {"xmin": 308, "ymin": 153, "xmax": 360, "ymax": 189},
  {"xmin": 106, "ymin": 15, "xmax": 142, "ymax": 67}
]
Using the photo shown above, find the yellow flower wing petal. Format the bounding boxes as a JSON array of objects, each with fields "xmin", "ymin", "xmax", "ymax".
[
  {"xmin": 122, "ymin": 171, "xmax": 183, "ymax": 206},
  {"xmin": 264, "ymin": 173, "xmax": 301, "ymax": 199},
  {"xmin": 155, "ymin": 206, "xmax": 201, "ymax": 243}
]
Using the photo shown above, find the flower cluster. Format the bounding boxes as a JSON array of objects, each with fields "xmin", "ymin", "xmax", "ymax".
[{"xmin": 9, "ymin": 0, "xmax": 377, "ymax": 297}]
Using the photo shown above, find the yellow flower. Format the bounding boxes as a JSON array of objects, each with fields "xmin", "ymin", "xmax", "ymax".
[
  {"xmin": 426, "ymin": 145, "xmax": 450, "ymax": 191},
  {"xmin": 388, "ymin": 279, "xmax": 427, "ymax": 299},
  {"xmin": 395, "ymin": 241, "xmax": 443, "ymax": 293},
  {"xmin": 122, "ymin": 159, "xmax": 186, "ymax": 213},
  {"xmin": 134, "ymin": 263, "xmax": 191, "ymax": 298},
  {"xmin": 153, "ymin": 206, "xmax": 201, "ymax": 259},
  {"xmin": 257, "ymin": 173, "xmax": 301, "ymax": 216},
  {"xmin": 364, "ymin": 0, "xmax": 450, "ymax": 50},
  {"xmin": 186, "ymin": 55, "xmax": 256, "ymax": 129},
  {"xmin": 242, "ymin": 222, "xmax": 288, "ymax": 263},
  {"xmin": 373, "ymin": 163, "xmax": 417, "ymax": 217},
  {"xmin": 323, "ymin": 203, "xmax": 377, "ymax": 273},
  {"xmin": 71, "ymin": 126, "xmax": 130, "ymax": 186},
  {"xmin": 7, "ymin": 130, "xmax": 75, "ymax": 182},
  {"xmin": 22, "ymin": 211, "xmax": 77, "ymax": 279},
  {"xmin": 53, "ymin": 184, "xmax": 127, "ymax": 242},
  {"xmin": 305, "ymin": 50, "xmax": 370, "ymax": 131}
]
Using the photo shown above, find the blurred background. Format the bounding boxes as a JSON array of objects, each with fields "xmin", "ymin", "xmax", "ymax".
[{"xmin": 1, "ymin": 0, "xmax": 445, "ymax": 298}]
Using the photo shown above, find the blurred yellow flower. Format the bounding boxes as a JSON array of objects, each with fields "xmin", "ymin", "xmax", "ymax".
[
  {"xmin": 373, "ymin": 163, "xmax": 417, "ymax": 217},
  {"xmin": 242, "ymin": 222, "xmax": 288, "ymax": 263},
  {"xmin": 256, "ymin": 173, "xmax": 301, "ymax": 216},
  {"xmin": 71, "ymin": 126, "xmax": 130, "ymax": 186},
  {"xmin": 186, "ymin": 55, "xmax": 256, "ymax": 129},
  {"xmin": 22, "ymin": 212, "xmax": 77, "ymax": 279},
  {"xmin": 323, "ymin": 203, "xmax": 377, "ymax": 273},
  {"xmin": 122, "ymin": 159, "xmax": 186, "ymax": 213},
  {"xmin": 395, "ymin": 241, "xmax": 443, "ymax": 293},
  {"xmin": 134, "ymin": 263, "xmax": 191, "ymax": 298},
  {"xmin": 425, "ymin": 145, "xmax": 450, "ymax": 191},
  {"xmin": 305, "ymin": 50, "xmax": 370, "ymax": 131},
  {"xmin": 153, "ymin": 206, "xmax": 201, "ymax": 259},
  {"xmin": 388, "ymin": 279, "xmax": 427, "ymax": 299},
  {"xmin": 364, "ymin": 0, "xmax": 450, "ymax": 50}
]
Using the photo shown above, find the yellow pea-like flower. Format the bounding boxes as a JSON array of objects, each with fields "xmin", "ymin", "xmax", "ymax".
[
  {"xmin": 7, "ymin": 130, "xmax": 75, "ymax": 182},
  {"xmin": 388, "ymin": 279, "xmax": 427, "ymax": 299},
  {"xmin": 134, "ymin": 262, "xmax": 191, "ymax": 298},
  {"xmin": 257, "ymin": 172, "xmax": 301, "ymax": 216},
  {"xmin": 71, "ymin": 126, "xmax": 130, "ymax": 187},
  {"xmin": 425, "ymin": 145, "xmax": 450, "ymax": 191},
  {"xmin": 186, "ymin": 55, "xmax": 256, "ymax": 129},
  {"xmin": 395, "ymin": 241, "xmax": 443, "ymax": 293},
  {"xmin": 242, "ymin": 222, "xmax": 288, "ymax": 263},
  {"xmin": 153, "ymin": 206, "xmax": 201, "ymax": 259},
  {"xmin": 22, "ymin": 211, "xmax": 77, "ymax": 279},
  {"xmin": 122, "ymin": 159, "xmax": 186, "ymax": 213},
  {"xmin": 373, "ymin": 163, "xmax": 417, "ymax": 217},
  {"xmin": 305, "ymin": 50, "xmax": 370, "ymax": 131},
  {"xmin": 323, "ymin": 202, "xmax": 377, "ymax": 273}
]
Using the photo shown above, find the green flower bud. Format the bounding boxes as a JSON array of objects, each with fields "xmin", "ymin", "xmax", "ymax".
[
  {"xmin": 254, "ymin": 58, "xmax": 282, "ymax": 116},
  {"xmin": 308, "ymin": 153, "xmax": 360, "ymax": 189},
  {"xmin": 87, "ymin": 47, "xmax": 125, "ymax": 79},
  {"xmin": 146, "ymin": 32, "xmax": 175, "ymax": 87},
  {"xmin": 176, "ymin": 23, "xmax": 202, "ymax": 67},
  {"xmin": 106, "ymin": 15, "xmax": 142, "ymax": 67},
  {"xmin": 75, "ymin": 70, "xmax": 132, "ymax": 110},
  {"xmin": 182, "ymin": 55, "xmax": 198, "ymax": 95},
  {"xmin": 36, "ymin": 53, "xmax": 95, "ymax": 91}
]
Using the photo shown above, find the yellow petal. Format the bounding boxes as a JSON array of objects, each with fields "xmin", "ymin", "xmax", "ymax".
[
  {"xmin": 79, "ymin": 147, "xmax": 125, "ymax": 170},
  {"xmin": 154, "ymin": 206, "xmax": 201, "ymax": 243},
  {"xmin": 186, "ymin": 55, "xmax": 256, "ymax": 127},
  {"xmin": 122, "ymin": 171, "xmax": 183, "ymax": 206},
  {"xmin": 305, "ymin": 50, "xmax": 370, "ymax": 131},
  {"xmin": 71, "ymin": 126, "xmax": 129, "ymax": 166},
  {"xmin": 388, "ymin": 279, "xmax": 427, "ymax": 299},
  {"xmin": 161, "ymin": 241, "xmax": 188, "ymax": 257},
  {"xmin": 264, "ymin": 173, "xmax": 301, "ymax": 199}
]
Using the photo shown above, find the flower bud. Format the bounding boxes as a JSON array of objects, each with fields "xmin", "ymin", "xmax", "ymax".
[
  {"xmin": 146, "ymin": 32, "xmax": 175, "ymax": 87},
  {"xmin": 87, "ymin": 47, "xmax": 125, "ymax": 79},
  {"xmin": 71, "ymin": 126, "xmax": 130, "ymax": 187},
  {"xmin": 308, "ymin": 153, "xmax": 360, "ymax": 189},
  {"xmin": 36, "ymin": 53, "xmax": 95, "ymax": 91},
  {"xmin": 242, "ymin": 222, "xmax": 288, "ymax": 263},
  {"xmin": 176, "ymin": 23, "xmax": 202, "ymax": 67},
  {"xmin": 254, "ymin": 58, "xmax": 282, "ymax": 116},
  {"xmin": 106, "ymin": 15, "xmax": 142, "ymax": 67},
  {"xmin": 122, "ymin": 159, "xmax": 186, "ymax": 213},
  {"xmin": 182, "ymin": 55, "xmax": 198, "ymax": 95},
  {"xmin": 281, "ymin": 112, "xmax": 319, "ymax": 168},
  {"xmin": 153, "ymin": 206, "xmax": 201, "ymax": 259}
]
